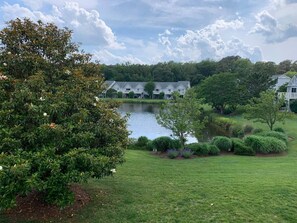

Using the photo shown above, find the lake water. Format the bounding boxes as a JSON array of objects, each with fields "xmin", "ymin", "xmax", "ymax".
[{"xmin": 118, "ymin": 103, "xmax": 197, "ymax": 143}]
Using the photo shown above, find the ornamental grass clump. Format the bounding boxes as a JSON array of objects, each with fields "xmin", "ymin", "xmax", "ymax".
[
  {"xmin": 167, "ymin": 149, "xmax": 179, "ymax": 159},
  {"xmin": 181, "ymin": 148, "xmax": 193, "ymax": 159}
]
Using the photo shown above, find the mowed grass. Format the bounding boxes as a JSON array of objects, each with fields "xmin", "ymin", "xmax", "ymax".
[{"xmin": 3, "ymin": 115, "xmax": 297, "ymax": 222}]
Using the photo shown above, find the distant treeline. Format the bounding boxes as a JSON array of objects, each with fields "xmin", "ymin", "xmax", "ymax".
[{"xmin": 101, "ymin": 56, "xmax": 297, "ymax": 86}]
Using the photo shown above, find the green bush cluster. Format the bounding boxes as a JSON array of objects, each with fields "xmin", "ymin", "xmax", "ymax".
[
  {"xmin": 152, "ymin": 137, "xmax": 181, "ymax": 152},
  {"xmin": 232, "ymin": 138, "xmax": 255, "ymax": 156},
  {"xmin": 230, "ymin": 125, "xmax": 244, "ymax": 138},
  {"xmin": 213, "ymin": 117, "xmax": 236, "ymax": 131},
  {"xmin": 211, "ymin": 136, "xmax": 232, "ymax": 152},
  {"xmin": 244, "ymin": 135, "xmax": 287, "ymax": 154},
  {"xmin": 257, "ymin": 131, "xmax": 288, "ymax": 144}
]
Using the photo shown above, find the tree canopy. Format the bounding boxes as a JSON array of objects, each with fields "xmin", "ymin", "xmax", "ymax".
[
  {"xmin": 156, "ymin": 90, "xmax": 207, "ymax": 147},
  {"xmin": 0, "ymin": 18, "xmax": 129, "ymax": 209},
  {"xmin": 243, "ymin": 90, "xmax": 287, "ymax": 130}
]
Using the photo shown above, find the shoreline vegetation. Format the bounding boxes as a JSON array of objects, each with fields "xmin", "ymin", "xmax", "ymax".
[{"xmin": 101, "ymin": 98, "xmax": 166, "ymax": 104}]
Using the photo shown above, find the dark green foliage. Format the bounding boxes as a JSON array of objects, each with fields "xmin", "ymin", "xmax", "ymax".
[
  {"xmin": 186, "ymin": 143, "xmax": 210, "ymax": 156},
  {"xmin": 273, "ymin": 127, "xmax": 285, "ymax": 133},
  {"xmin": 257, "ymin": 131, "xmax": 288, "ymax": 144},
  {"xmin": 136, "ymin": 136, "xmax": 149, "ymax": 147},
  {"xmin": 232, "ymin": 138, "xmax": 255, "ymax": 156},
  {"xmin": 208, "ymin": 145, "xmax": 220, "ymax": 156},
  {"xmin": 0, "ymin": 19, "xmax": 129, "ymax": 210},
  {"xmin": 290, "ymin": 100, "xmax": 297, "ymax": 113},
  {"xmin": 211, "ymin": 136, "xmax": 232, "ymax": 152},
  {"xmin": 128, "ymin": 91, "xmax": 135, "ymax": 98},
  {"xmin": 152, "ymin": 136, "xmax": 179, "ymax": 152},
  {"xmin": 159, "ymin": 92, "xmax": 165, "ymax": 99},
  {"xmin": 117, "ymin": 91, "xmax": 123, "ymax": 98},
  {"xmin": 244, "ymin": 135, "xmax": 287, "ymax": 154},
  {"xmin": 243, "ymin": 124, "xmax": 254, "ymax": 134},
  {"xmin": 252, "ymin": 128, "xmax": 264, "ymax": 134},
  {"xmin": 230, "ymin": 125, "xmax": 244, "ymax": 138}
]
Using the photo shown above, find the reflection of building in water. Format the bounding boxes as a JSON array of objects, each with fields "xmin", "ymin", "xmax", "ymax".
[{"xmin": 102, "ymin": 81, "xmax": 191, "ymax": 99}]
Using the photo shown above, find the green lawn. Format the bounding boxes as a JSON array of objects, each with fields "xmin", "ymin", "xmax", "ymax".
[{"xmin": 3, "ymin": 115, "xmax": 297, "ymax": 222}]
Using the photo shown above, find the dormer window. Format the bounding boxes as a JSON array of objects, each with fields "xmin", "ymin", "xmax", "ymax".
[
  {"xmin": 126, "ymin": 88, "xmax": 130, "ymax": 91},
  {"xmin": 292, "ymin": 88, "xmax": 296, "ymax": 93},
  {"xmin": 156, "ymin": 89, "xmax": 159, "ymax": 92}
]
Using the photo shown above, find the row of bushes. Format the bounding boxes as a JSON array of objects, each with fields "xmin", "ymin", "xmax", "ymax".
[
  {"xmin": 211, "ymin": 116, "xmax": 286, "ymax": 139},
  {"xmin": 129, "ymin": 129, "xmax": 288, "ymax": 157}
]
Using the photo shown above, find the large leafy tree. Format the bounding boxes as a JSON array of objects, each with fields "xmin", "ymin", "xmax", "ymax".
[
  {"xmin": 144, "ymin": 81, "xmax": 155, "ymax": 98},
  {"xmin": 156, "ymin": 90, "xmax": 207, "ymax": 148},
  {"xmin": 0, "ymin": 19, "xmax": 129, "ymax": 209},
  {"xmin": 197, "ymin": 72, "xmax": 242, "ymax": 114},
  {"xmin": 243, "ymin": 90, "xmax": 287, "ymax": 130}
]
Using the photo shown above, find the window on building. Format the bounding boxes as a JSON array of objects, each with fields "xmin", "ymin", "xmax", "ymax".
[
  {"xmin": 156, "ymin": 89, "xmax": 159, "ymax": 92},
  {"xmin": 126, "ymin": 88, "xmax": 130, "ymax": 91},
  {"xmin": 168, "ymin": 89, "xmax": 171, "ymax": 92},
  {"xmin": 292, "ymin": 88, "xmax": 297, "ymax": 93}
]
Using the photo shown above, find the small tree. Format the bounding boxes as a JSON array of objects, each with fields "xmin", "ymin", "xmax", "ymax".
[
  {"xmin": 159, "ymin": 92, "xmax": 165, "ymax": 99},
  {"xmin": 244, "ymin": 90, "xmax": 287, "ymax": 130},
  {"xmin": 156, "ymin": 90, "xmax": 207, "ymax": 148},
  {"xmin": 144, "ymin": 81, "xmax": 155, "ymax": 99},
  {"xmin": 128, "ymin": 91, "xmax": 135, "ymax": 98}
]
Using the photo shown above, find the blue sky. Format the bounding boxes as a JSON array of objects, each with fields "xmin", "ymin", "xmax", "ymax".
[{"xmin": 1, "ymin": 0, "xmax": 297, "ymax": 64}]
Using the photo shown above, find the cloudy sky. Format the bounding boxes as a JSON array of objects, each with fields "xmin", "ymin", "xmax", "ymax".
[{"xmin": 0, "ymin": 0, "xmax": 297, "ymax": 64}]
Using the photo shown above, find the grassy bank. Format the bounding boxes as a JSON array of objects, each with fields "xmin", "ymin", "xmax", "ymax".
[
  {"xmin": 101, "ymin": 98, "xmax": 165, "ymax": 104},
  {"xmin": 3, "ymin": 115, "xmax": 297, "ymax": 222}
]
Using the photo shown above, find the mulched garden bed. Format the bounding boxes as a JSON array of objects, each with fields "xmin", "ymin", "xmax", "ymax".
[{"xmin": 3, "ymin": 184, "xmax": 90, "ymax": 222}]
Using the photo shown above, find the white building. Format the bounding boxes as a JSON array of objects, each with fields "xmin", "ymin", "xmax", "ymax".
[
  {"xmin": 272, "ymin": 74, "xmax": 291, "ymax": 91},
  {"xmin": 103, "ymin": 81, "xmax": 191, "ymax": 99}
]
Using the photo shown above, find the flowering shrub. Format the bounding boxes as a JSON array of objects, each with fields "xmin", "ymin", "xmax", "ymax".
[
  {"xmin": 181, "ymin": 148, "xmax": 193, "ymax": 159},
  {"xmin": 0, "ymin": 19, "xmax": 129, "ymax": 210},
  {"xmin": 167, "ymin": 149, "xmax": 179, "ymax": 159}
]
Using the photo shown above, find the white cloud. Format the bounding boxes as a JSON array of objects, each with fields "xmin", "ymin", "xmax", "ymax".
[
  {"xmin": 251, "ymin": 2, "xmax": 297, "ymax": 43},
  {"xmin": 93, "ymin": 49, "xmax": 145, "ymax": 65},
  {"xmin": 21, "ymin": 0, "xmax": 99, "ymax": 10},
  {"xmin": 0, "ymin": 2, "xmax": 123, "ymax": 49}
]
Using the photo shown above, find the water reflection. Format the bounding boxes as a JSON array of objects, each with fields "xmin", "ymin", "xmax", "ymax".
[{"xmin": 118, "ymin": 103, "xmax": 197, "ymax": 143}]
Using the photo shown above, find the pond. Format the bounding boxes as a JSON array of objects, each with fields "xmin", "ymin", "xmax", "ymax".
[{"xmin": 118, "ymin": 103, "xmax": 198, "ymax": 143}]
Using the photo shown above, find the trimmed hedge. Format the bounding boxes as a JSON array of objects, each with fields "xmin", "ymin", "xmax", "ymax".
[
  {"xmin": 187, "ymin": 143, "xmax": 209, "ymax": 156},
  {"xmin": 257, "ymin": 131, "xmax": 288, "ymax": 144},
  {"xmin": 208, "ymin": 145, "xmax": 220, "ymax": 156},
  {"xmin": 211, "ymin": 136, "xmax": 232, "ymax": 152},
  {"xmin": 273, "ymin": 127, "xmax": 285, "ymax": 133},
  {"xmin": 232, "ymin": 138, "xmax": 255, "ymax": 156},
  {"xmin": 152, "ymin": 136, "xmax": 181, "ymax": 152},
  {"xmin": 244, "ymin": 135, "xmax": 287, "ymax": 154}
]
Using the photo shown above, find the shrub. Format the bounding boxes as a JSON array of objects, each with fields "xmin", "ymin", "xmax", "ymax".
[
  {"xmin": 159, "ymin": 92, "xmax": 165, "ymax": 99},
  {"xmin": 257, "ymin": 131, "xmax": 288, "ymax": 144},
  {"xmin": 252, "ymin": 128, "xmax": 263, "ymax": 134},
  {"xmin": 181, "ymin": 148, "xmax": 193, "ymax": 159},
  {"xmin": 117, "ymin": 91, "xmax": 123, "ymax": 98},
  {"xmin": 187, "ymin": 143, "xmax": 209, "ymax": 156},
  {"xmin": 167, "ymin": 149, "xmax": 179, "ymax": 159},
  {"xmin": 232, "ymin": 138, "xmax": 255, "ymax": 156},
  {"xmin": 128, "ymin": 91, "xmax": 135, "ymax": 98},
  {"xmin": 136, "ymin": 136, "xmax": 149, "ymax": 147},
  {"xmin": 290, "ymin": 99, "xmax": 297, "ymax": 113},
  {"xmin": 243, "ymin": 124, "xmax": 254, "ymax": 134},
  {"xmin": 208, "ymin": 145, "xmax": 220, "ymax": 156},
  {"xmin": 230, "ymin": 125, "xmax": 244, "ymax": 138},
  {"xmin": 211, "ymin": 136, "xmax": 232, "ymax": 152},
  {"xmin": 152, "ymin": 136, "xmax": 177, "ymax": 152},
  {"xmin": 273, "ymin": 127, "xmax": 285, "ymax": 133},
  {"xmin": 213, "ymin": 117, "xmax": 236, "ymax": 131},
  {"xmin": 244, "ymin": 135, "xmax": 287, "ymax": 154}
]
